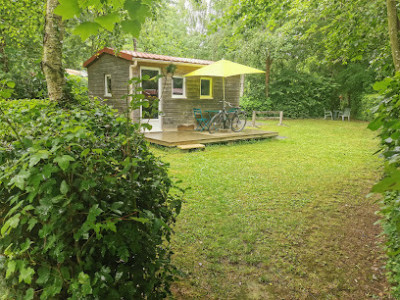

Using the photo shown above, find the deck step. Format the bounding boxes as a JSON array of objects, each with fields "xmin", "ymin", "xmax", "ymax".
[{"xmin": 177, "ymin": 144, "xmax": 205, "ymax": 151}]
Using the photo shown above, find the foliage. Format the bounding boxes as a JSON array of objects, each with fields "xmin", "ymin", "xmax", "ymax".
[
  {"xmin": 1, "ymin": 0, "xmax": 163, "ymax": 101},
  {"xmin": 266, "ymin": 68, "xmax": 338, "ymax": 118},
  {"xmin": 0, "ymin": 0, "xmax": 391, "ymax": 116},
  {"xmin": 138, "ymin": 2, "xmax": 199, "ymax": 57},
  {"xmin": 240, "ymin": 79, "xmax": 272, "ymax": 114},
  {"xmin": 2, "ymin": 70, "xmax": 47, "ymax": 100},
  {"xmin": 288, "ymin": 0, "xmax": 388, "ymax": 66},
  {"xmin": 137, "ymin": 0, "xmax": 222, "ymax": 60},
  {"xmin": 54, "ymin": 0, "xmax": 161, "ymax": 41},
  {"xmin": 0, "ymin": 0, "xmax": 45, "ymax": 98},
  {"xmin": 225, "ymin": 0, "xmax": 388, "ymax": 68},
  {"xmin": 64, "ymin": 74, "xmax": 88, "ymax": 103},
  {"xmin": 0, "ymin": 84, "xmax": 182, "ymax": 298},
  {"xmin": 358, "ymin": 93, "xmax": 382, "ymax": 121},
  {"xmin": 204, "ymin": 0, "xmax": 386, "ymax": 119},
  {"xmin": 368, "ymin": 73, "xmax": 400, "ymax": 297},
  {"xmin": 334, "ymin": 63, "xmax": 375, "ymax": 117},
  {"xmin": 0, "ymin": 0, "xmax": 44, "ymax": 70}
]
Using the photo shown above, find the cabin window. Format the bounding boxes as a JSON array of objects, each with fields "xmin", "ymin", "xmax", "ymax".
[
  {"xmin": 200, "ymin": 77, "xmax": 212, "ymax": 99},
  {"xmin": 104, "ymin": 74, "xmax": 112, "ymax": 97},
  {"xmin": 172, "ymin": 76, "xmax": 186, "ymax": 98}
]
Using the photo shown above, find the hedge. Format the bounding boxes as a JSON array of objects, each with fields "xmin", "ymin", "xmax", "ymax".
[
  {"xmin": 369, "ymin": 73, "xmax": 400, "ymax": 298},
  {"xmin": 0, "ymin": 94, "xmax": 182, "ymax": 299}
]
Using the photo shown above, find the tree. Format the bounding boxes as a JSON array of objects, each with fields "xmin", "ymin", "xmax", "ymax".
[
  {"xmin": 43, "ymin": 0, "xmax": 65, "ymax": 103},
  {"xmin": 205, "ymin": 0, "xmax": 387, "ymax": 117},
  {"xmin": 235, "ymin": 27, "xmax": 297, "ymax": 99},
  {"xmin": 138, "ymin": 2, "xmax": 197, "ymax": 56},
  {"xmin": 42, "ymin": 0, "xmax": 159, "ymax": 103},
  {"xmin": 387, "ymin": 0, "xmax": 400, "ymax": 72}
]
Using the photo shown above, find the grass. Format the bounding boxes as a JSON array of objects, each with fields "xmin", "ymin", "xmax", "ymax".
[{"xmin": 151, "ymin": 119, "xmax": 391, "ymax": 299}]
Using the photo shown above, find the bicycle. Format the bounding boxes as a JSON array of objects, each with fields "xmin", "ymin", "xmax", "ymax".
[{"xmin": 208, "ymin": 101, "xmax": 247, "ymax": 134}]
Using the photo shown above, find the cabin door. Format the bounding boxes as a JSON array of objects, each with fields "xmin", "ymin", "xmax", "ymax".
[{"xmin": 140, "ymin": 67, "xmax": 162, "ymax": 132}]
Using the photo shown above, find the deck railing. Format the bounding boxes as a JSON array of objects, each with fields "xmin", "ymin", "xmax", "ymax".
[{"xmin": 252, "ymin": 111, "xmax": 284, "ymax": 127}]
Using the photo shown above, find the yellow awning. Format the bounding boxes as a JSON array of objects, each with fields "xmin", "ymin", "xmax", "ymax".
[{"xmin": 184, "ymin": 59, "xmax": 265, "ymax": 78}]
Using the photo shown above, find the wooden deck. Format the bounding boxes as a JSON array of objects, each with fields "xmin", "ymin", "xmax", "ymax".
[{"xmin": 144, "ymin": 129, "xmax": 279, "ymax": 147}]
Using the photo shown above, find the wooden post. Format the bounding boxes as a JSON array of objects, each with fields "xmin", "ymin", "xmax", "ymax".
[
  {"xmin": 278, "ymin": 111, "xmax": 283, "ymax": 126},
  {"xmin": 239, "ymin": 75, "xmax": 245, "ymax": 97},
  {"xmin": 252, "ymin": 111, "xmax": 256, "ymax": 127}
]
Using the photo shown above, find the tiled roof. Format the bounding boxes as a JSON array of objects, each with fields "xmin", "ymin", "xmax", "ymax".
[
  {"xmin": 65, "ymin": 68, "xmax": 87, "ymax": 77},
  {"xmin": 83, "ymin": 47, "xmax": 213, "ymax": 68}
]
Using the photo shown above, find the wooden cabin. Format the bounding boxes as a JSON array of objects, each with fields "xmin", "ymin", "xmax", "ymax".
[{"xmin": 83, "ymin": 47, "xmax": 242, "ymax": 132}]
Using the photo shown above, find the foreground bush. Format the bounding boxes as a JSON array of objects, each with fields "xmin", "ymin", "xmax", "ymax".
[
  {"xmin": 369, "ymin": 74, "xmax": 400, "ymax": 298},
  {"xmin": 0, "ymin": 98, "xmax": 182, "ymax": 299}
]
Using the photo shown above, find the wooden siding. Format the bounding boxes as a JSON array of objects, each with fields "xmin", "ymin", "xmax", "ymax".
[
  {"xmin": 87, "ymin": 54, "xmax": 131, "ymax": 113},
  {"xmin": 134, "ymin": 62, "xmax": 241, "ymax": 130},
  {"xmin": 162, "ymin": 74, "xmax": 241, "ymax": 130},
  {"xmin": 87, "ymin": 56, "xmax": 241, "ymax": 130}
]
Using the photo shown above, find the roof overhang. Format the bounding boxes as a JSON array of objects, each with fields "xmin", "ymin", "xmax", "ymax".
[
  {"xmin": 83, "ymin": 48, "xmax": 131, "ymax": 68},
  {"xmin": 132, "ymin": 58, "xmax": 213, "ymax": 68},
  {"xmin": 83, "ymin": 47, "xmax": 213, "ymax": 68}
]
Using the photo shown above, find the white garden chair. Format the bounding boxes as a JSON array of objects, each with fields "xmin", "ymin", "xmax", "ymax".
[
  {"xmin": 338, "ymin": 108, "xmax": 350, "ymax": 121},
  {"xmin": 323, "ymin": 109, "xmax": 333, "ymax": 120}
]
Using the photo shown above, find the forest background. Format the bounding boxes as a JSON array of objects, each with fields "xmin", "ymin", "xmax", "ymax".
[{"xmin": 0, "ymin": 0, "xmax": 390, "ymax": 120}]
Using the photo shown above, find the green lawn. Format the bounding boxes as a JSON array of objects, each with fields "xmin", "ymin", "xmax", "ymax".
[{"xmin": 152, "ymin": 119, "xmax": 391, "ymax": 299}]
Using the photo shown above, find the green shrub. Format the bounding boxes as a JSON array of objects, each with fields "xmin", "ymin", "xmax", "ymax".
[
  {"xmin": 240, "ymin": 80, "xmax": 272, "ymax": 114},
  {"xmin": 241, "ymin": 68, "xmax": 338, "ymax": 118},
  {"xmin": 64, "ymin": 74, "xmax": 88, "ymax": 104},
  {"xmin": 358, "ymin": 93, "xmax": 382, "ymax": 121},
  {"xmin": 1, "ymin": 67, "xmax": 47, "ymax": 99},
  {"xmin": 334, "ymin": 63, "xmax": 375, "ymax": 119},
  {"xmin": 0, "ymin": 95, "xmax": 182, "ymax": 299},
  {"xmin": 368, "ymin": 74, "xmax": 400, "ymax": 298},
  {"xmin": 269, "ymin": 70, "xmax": 338, "ymax": 118}
]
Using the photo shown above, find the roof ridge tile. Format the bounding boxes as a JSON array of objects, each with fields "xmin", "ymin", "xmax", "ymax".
[{"xmin": 83, "ymin": 47, "xmax": 213, "ymax": 68}]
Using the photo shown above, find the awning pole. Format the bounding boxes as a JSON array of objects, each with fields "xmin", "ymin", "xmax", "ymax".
[{"xmin": 223, "ymin": 77, "xmax": 226, "ymax": 109}]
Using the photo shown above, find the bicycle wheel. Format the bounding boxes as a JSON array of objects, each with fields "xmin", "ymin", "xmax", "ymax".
[
  {"xmin": 231, "ymin": 112, "xmax": 247, "ymax": 132},
  {"xmin": 209, "ymin": 113, "xmax": 223, "ymax": 134}
]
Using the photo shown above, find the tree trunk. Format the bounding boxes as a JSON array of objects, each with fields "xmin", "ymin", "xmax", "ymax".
[
  {"xmin": 133, "ymin": 38, "xmax": 138, "ymax": 51},
  {"xmin": 387, "ymin": 0, "xmax": 400, "ymax": 72},
  {"xmin": 265, "ymin": 55, "xmax": 272, "ymax": 98},
  {"xmin": 43, "ymin": 0, "xmax": 65, "ymax": 102}
]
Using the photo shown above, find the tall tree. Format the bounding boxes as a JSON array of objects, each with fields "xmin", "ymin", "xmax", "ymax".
[
  {"xmin": 387, "ymin": 0, "xmax": 400, "ymax": 71},
  {"xmin": 43, "ymin": 0, "xmax": 65, "ymax": 103},
  {"xmin": 42, "ymin": 0, "xmax": 160, "ymax": 102}
]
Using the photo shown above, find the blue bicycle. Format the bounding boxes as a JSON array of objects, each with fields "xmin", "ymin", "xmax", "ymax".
[{"xmin": 208, "ymin": 101, "xmax": 247, "ymax": 134}]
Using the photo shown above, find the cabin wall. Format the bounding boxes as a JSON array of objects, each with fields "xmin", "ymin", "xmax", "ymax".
[
  {"xmin": 87, "ymin": 54, "xmax": 131, "ymax": 113},
  {"xmin": 87, "ymin": 56, "xmax": 241, "ymax": 131},
  {"xmin": 163, "ymin": 73, "xmax": 241, "ymax": 130},
  {"xmin": 133, "ymin": 62, "xmax": 241, "ymax": 130}
]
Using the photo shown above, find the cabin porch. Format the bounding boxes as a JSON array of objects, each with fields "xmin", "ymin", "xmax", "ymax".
[{"xmin": 144, "ymin": 129, "xmax": 279, "ymax": 147}]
